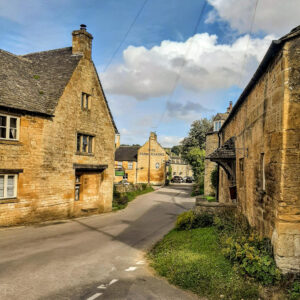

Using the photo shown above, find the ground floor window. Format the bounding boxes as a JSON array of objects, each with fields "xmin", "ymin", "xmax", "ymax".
[
  {"xmin": 75, "ymin": 174, "xmax": 81, "ymax": 201},
  {"xmin": 0, "ymin": 174, "xmax": 17, "ymax": 199}
]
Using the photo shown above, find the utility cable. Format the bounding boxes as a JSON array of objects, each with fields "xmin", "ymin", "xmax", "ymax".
[
  {"xmin": 153, "ymin": 0, "xmax": 207, "ymax": 130},
  {"xmin": 103, "ymin": 0, "xmax": 149, "ymax": 72}
]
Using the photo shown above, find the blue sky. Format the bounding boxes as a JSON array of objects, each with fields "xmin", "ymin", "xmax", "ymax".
[{"xmin": 0, "ymin": 0, "xmax": 299, "ymax": 146}]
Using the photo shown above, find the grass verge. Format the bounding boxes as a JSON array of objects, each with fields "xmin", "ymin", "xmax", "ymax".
[
  {"xmin": 148, "ymin": 227, "xmax": 259, "ymax": 300},
  {"xmin": 112, "ymin": 186, "xmax": 154, "ymax": 211}
]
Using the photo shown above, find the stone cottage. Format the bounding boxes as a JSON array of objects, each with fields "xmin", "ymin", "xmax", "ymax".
[
  {"xmin": 114, "ymin": 132, "xmax": 169, "ymax": 185},
  {"xmin": 0, "ymin": 25, "xmax": 118, "ymax": 226},
  {"xmin": 207, "ymin": 26, "xmax": 300, "ymax": 273},
  {"xmin": 170, "ymin": 155, "xmax": 193, "ymax": 178},
  {"xmin": 204, "ymin": 102, "xmax": 232, "ymax": 196}
]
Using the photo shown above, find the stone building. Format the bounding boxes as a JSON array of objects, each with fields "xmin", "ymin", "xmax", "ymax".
[
  {"xmin": 204, "ymin": 102, "xmax": 232, "ymax": 196},
  {"xmin": 170, "ymin": 156, "xmax": 193, "ymax": 178},
  {"xmin": 114, "ymin": 132, "xmax": 169, "ymax": 185},
  {"xmin": 0, "ymin": 25, "xmax": 118, "ymax": 226},
  {"xmin": 207, "ymin": 26, "xmax": 300, "ymax": 273}
]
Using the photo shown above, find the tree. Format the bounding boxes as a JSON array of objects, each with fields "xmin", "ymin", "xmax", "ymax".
[
  {"xmin": 181, "ymin": 118, "xmax": 212, "ymax": 158},
  {"xmin": 171, "ymin": 145, "xmax": 182, "ymax": 156},
  {"xmin": 184, "ymin": 147, "xmax": 205, "ymax": 182}
]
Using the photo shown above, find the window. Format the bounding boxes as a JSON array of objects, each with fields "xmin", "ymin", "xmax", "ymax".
[
  {"xmin": 75, "ymin": 174, "xmax": 81, "ymax": 201},
  {"xmin": 0, "ymin": 174, "xmax": 17, "ymax": 199},
  {"xmin": 81, "ymin": 93, "xmax": 91, "ymax": 110},
  {"xmin": 214, "ymin": 121, "xmax": 222, "ymax": 131},
  {"xmin": 155, "ymin": 162, "xmax": 160, "ymax": 169},
  {"xmin": 0, "ymin": 115, "xmax": 19, "ymax": 140},
  {"xmin": 128, "ymin": 162, "xmax": 133, "ymax": 170},
  {"xmin": 76, "ymin": 133, "xmax": 94, "ymax": 154},
  {"xmin": 117, "ymin": 161, "xmax": 123, "ymax": 169}
]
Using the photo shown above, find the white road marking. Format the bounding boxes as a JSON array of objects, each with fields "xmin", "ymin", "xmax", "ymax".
[
  {"xmin": 125, "ymin": 266, "xmax": 137, "ymax": 272},
  {"xmin": 87, "ymin": 293, "xmax": 103, "ymax": 300},
  {"xmin": 97, "ymin": 284, "xmax": 107, "ymax": 289},
  {"xmin": 136, "ymin": 261, "xmax": 145, "ymax": 265},
  {"xmin": 109, "ymin": 279, "xmax": 119, "ymax": 285}
]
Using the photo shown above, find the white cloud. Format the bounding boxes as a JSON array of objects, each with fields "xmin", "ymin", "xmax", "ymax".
[
  {"xmin": 158, "ymin": 135, "xmax": 184, "ymax": 148},
  {"xmin": 101, "ymin": 33, "xmax": 274, "ymax": 100},
  {"xmin": 206, "ymin": 0, "xmax": 299, "ymax": 36}
]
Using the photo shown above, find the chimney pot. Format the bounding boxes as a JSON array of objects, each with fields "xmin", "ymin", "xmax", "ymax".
[{"xmin": 80, "ymin": 24, "xmax": 87, "ymax": 30}]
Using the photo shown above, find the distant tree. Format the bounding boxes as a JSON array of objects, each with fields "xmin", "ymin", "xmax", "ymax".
[
  {"xmin": 181, "ymin": 118, "xmax": 212, "ymax": 159},
  {"xmin": 185, "ymin": 147, "xmax": 205, "ymax": 182},
  {"xmin": 171, "ymin": 145, "xmax": 182, "ymax": 156}
]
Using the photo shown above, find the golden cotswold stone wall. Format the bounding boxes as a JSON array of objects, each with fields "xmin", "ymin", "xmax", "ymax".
[
  {"xmin": 204, "ymin": 132, "xmax": 218, "ymax": 195},
  {"xmin": 137, "ymin": 133, "xmax": 169, "ymax": 185},
  {"xmin": 218, "ymin": 36, "xmax": 300, "ymax": 273},
  {"xmin": 0, "ymin": 48, "xmax": 116, "ymax": 226},
  {"xmin": 114, "ymin": 161, "xmax": 137, "ymax": 184}
]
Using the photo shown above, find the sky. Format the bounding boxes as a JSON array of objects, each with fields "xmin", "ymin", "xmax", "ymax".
[{"xmin": 0, "ymin": 0, "xmax": 299, "ymax": 147}]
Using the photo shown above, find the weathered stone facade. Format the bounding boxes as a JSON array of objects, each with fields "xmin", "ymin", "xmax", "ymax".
[
  {"xmin": 170, "ymin": 156, "xmax": 193, "ymax": 178},
  {"xmin": 137, "ymin": 133, "xmax": 169, "ymax": 185},
  {"xmin": 0, "ymin": 26, "xmax": 117, "ymax": 226},
  {"xmin": 208, "ymin": 27, "xmax": 300, "ymax": 273}
]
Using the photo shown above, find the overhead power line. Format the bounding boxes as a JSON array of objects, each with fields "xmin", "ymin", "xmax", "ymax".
[
  {"xmin": 153, "ymin": 0, "xmax": 207, "ymax": 130},
  {"xmin": 103, "ymin": 0, "xmax": 149, "ymax": 72}
]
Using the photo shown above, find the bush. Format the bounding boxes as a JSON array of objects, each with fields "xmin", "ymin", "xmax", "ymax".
[
  {"xmin": 222, "ymin": 233, "xmax": 281, "ymax": 285},
  {"xmin": 289, "ymin": 280, "xmax": 300, "ymax": 300},
  {"xmin": 210, "ymin": 166, "xmax": 218, "ymax": 191},
  {"xmin": 175, "ymin": 211, "xmax": 213, "ymax": 230}
]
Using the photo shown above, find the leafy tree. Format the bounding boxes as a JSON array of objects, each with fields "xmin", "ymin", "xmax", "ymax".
[
  {"xmin": 185, "ymin": 147, "xmax": 205, "ymax": 182},
  {"xmin": 211, "ymin": 166, "xmax": 218, "ymax": 191},
  {"xmin": 181, "ymin": 118, "xmax": 212, "ymax": 158},
  {"xmin": 171, "ymin": 145, "xmax": 182, "ymax": 156},
  {"xmin": 168, "ymin": 165, "xmax": 172, "ymax": 180}
]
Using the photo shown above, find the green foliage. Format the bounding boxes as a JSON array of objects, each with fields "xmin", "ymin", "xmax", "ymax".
[
  {"xmin": 33, "ymin": 74, "xmax": 40, "ymax": 80},
  {"xmin": 39, "ymin": 90, "xmax": 44, "ymax": 95},
  {"xmin": 175, "ymin": 211, "xmax": 213, "ymax": 230},
  {"xmin": 181, "ymin": 118, "xmax": 213, "ymax": 156},
  {"xmin": 185, "ymin": 147, "xmax": 205, "ymax": 182},
  {"xmin": 168, "ymin": 165, "xmax": 172, "ymax": 180},
  {"xmin": 211, "ymin": 166, "xmax": 218, "ymax": 191},
  {"xmin": 222, "ymin": 233, "xmax": 281, "ymax": 285},
  {"xmin": 288, "ymin": 280, "xmax": 300, "ymax": 300},
  {"xmin": 171, "ymin": 145, "xmax": 181, "ymax": 156},
  {"xmin": 112, "ymin": 185, "xmax": 154, "ymax": 211},
  {"xmin": 191, "ymin": 175, "xmax": 204, "ymax": 196},
  {"xmin": 149, "ymin": 227, "xmax": 259, "ymax": 299}
]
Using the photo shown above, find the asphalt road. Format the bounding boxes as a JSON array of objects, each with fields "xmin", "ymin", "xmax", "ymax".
[{"xmin": 0, "ymin": 184, "xmax": 198, "ymax": 300}]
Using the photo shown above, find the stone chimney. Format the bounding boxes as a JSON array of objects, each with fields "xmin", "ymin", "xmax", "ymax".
[
  {"xmin": 227, "ymin": 101, "xmax": 233, "ymax": 113},
  {"xmin": 149, "ymin": 132, "xmax": 157, "ymax": 141},
  {"xmin": 72, "ymin": 24, "xmax": 93, "ymax": 60},
  {"xmin": 115, "ymin": 134, "xmax": 120, "ymax": 149}
]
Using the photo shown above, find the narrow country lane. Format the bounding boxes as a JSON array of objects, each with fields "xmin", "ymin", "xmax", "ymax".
[{"xmin": 0, "ymin": 184, "xmax": 198, "ymax": 300}]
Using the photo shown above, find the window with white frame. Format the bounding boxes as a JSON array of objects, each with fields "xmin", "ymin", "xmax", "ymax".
[
  {"xmin": 128, "ymin": 162, "xmax": 133, "ymax": 170},
  {"xmin": 214, "ymin": 121, "xmax": 222, "ymax": 131},
  {"xmin": 0, "ymin": 174, "xmax": 17, "ymax": 199},
  {"xmin": 155, "ymin": 162, "xmax": 160, "ymax": 169},
  {"xmin": 117, "ymin": 161, "xmax": 123, "ymax": 169},
  {"xmin": 0, "ymin": 115, "xmax": 20, "ymax": 140}
]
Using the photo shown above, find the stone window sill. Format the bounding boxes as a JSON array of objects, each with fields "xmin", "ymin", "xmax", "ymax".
[
  {"xmin": 0, "ymin": 140, "xmax": 22, "ymax": 146},
  {"xmin": 75, "ymin": 152, "xmax": 94, "ymax": 157},
  {"xmin": 0, "ymin": 197, "xmax": 19, "ymax": 204}
]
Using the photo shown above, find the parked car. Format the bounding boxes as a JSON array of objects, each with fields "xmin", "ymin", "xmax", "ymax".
[
  {"xmin": 185, "ymin": 176, "xmax": 193, "ymax": 183},
  {"xmin": 171, "ymin": 176, "xmax": 184, "ymax": 183},
  {"xmin": 117, "ymin": 179, "xmax": 130, "ymax": 185}
]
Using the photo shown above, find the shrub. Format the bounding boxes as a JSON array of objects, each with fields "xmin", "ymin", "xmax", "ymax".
[
  {"xmin": 289, "ymin": 280, "xmax": 300, "ymax": 300},
  {"xmin": 210, "ymin": 166, "xmax": 218, "ymax": 191},
  {"xmin": 175, "ymin": 211, "xmax": 213, "ymax": 230},
  {"xmin": 222, "ymin": 233, "xmax": 281, "ymax": 285}
]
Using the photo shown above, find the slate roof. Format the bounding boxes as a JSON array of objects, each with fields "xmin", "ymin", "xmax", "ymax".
[
  {"xmin": 206, "ymin": 137, "xmax": 236, "ymax": 160},
  {"xmin": 115, "ymin": 146, "xmax": 140, "ymax": 162},
  {"xmin": 0, "ymin": 47, "xmax": 81, "ymax": 115},
  {"xmin": 0, "ymin": 47, "xmax": 118, "ymax": 133}
]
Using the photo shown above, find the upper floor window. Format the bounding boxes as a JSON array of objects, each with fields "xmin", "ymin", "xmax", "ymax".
[
  {"xmin": 155, "ymin": 162, "xmax": 160, "ymax": 169},
  {"xmin": 0, "ymin": 115, "xmax": 19, "ymax": 141},
  {"xmin": 81, "ymin": 92, "xmax": 91, "ymax": 110},
  {"xmin": 117, "ymin": 161, "xmax": 122, "ymax": 169},
  {"xmin": 214, "ymin": 121, "xmax": 222, "ymax": 131},
  {"xmin": 76, "ymin": 133, "xmax": 94, "ymax": 154},
  {"xmin": 0, "ymin": 174, "xmax": 17, "ymax": 199},
  {"xmin": 128, "ymin": 162, "xmax": 133, "ymax": 170}
]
